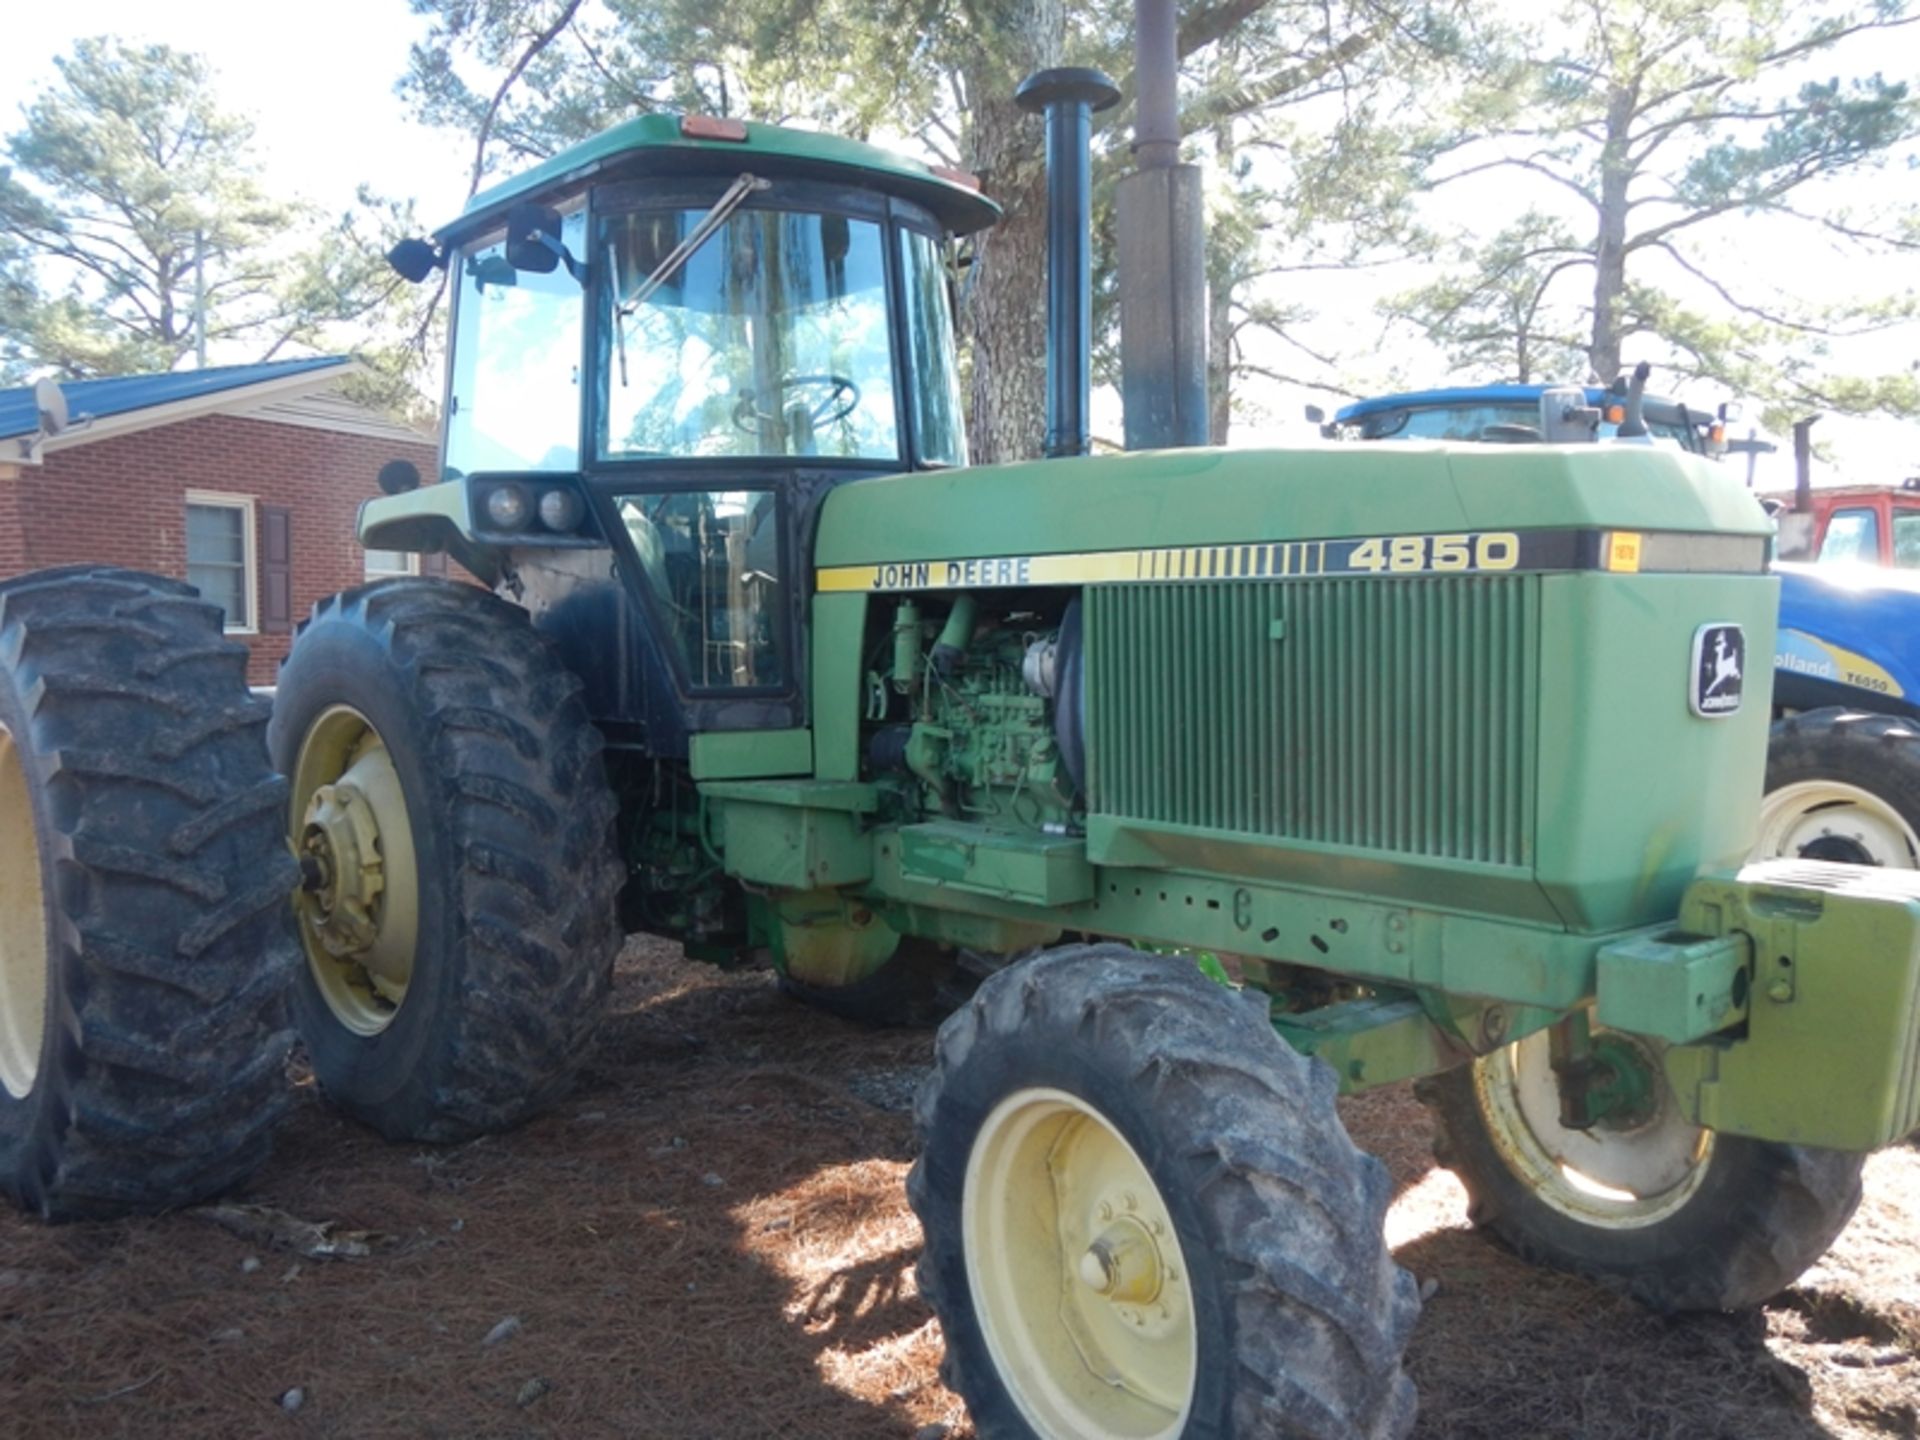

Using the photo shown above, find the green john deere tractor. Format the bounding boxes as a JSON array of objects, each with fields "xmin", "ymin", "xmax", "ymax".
[{"xmin": 6, "ymin": 78, "xmax": 1920, "ymax": 1440}]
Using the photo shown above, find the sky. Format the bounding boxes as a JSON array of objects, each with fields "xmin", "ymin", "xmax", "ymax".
[
  {"xmin": 3, "ymin": 0, "xmax": 1916, "ymax": 488},
  {"xmin": 3, "ymin": 0, "xmax": 474, "ymax": 238}
]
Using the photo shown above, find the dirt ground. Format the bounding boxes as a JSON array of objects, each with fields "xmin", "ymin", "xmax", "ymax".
[{"xmin": 3, "ymin": 937, "xmax": 1918, "ymax": 1440}]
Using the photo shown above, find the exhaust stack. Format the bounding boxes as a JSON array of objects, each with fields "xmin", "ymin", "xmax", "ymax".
[
  {"xmin": 1016, "ymin": 67, "xmax": 1119, "ymax": 459},
  {"xmin": 1117, "ymin": 0, "xmax": 1209, "ymax": 450}
]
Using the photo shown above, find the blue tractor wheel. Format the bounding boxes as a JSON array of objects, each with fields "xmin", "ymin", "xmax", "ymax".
[{"xmin": 1756, "ymin": 709, "xmax": 1920, "ymax": 869}]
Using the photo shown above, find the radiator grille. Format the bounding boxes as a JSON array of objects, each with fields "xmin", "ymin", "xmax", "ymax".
[{"xmin": 1084, "ymin": 576, "xmax": 1538, "ymax": 867}]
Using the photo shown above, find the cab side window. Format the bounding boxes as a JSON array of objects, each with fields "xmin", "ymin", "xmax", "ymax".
[
  {"xmin": 1893, "ymin": 511, "xmax": 1920, "ymax": 569},
  {"xmin": 1820, "ymin": 508, "xmax": 1881, "ymax": 564}
]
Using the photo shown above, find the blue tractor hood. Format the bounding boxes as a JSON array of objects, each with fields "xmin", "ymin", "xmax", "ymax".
[{"xmin": 1775, "ymin": 561, "xmax": 1920, "ymax": 715}]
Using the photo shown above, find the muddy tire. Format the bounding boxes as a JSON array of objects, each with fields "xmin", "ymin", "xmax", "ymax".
[
  {"xmin": 269, "ymin": 579, "xmax": 621, "ymax": 1142},
  {"xmin": 0, "ymin": 567, "xmax": 297, "ymax": 1218},
  {"xmin": 910, "ymin": 944, "xmax": 1418, "ymax": 1439},
  {"xmin": 779, "ymin": 940, "xmax": 972, "ymax": 1027},
  {"xmin": 1756, "ymin": 708, "xmax": 1920, "ymax": 867},
  {"xmin": 1418, "ymin": 1035, "xmax": 1864, "ymax": 1311}
]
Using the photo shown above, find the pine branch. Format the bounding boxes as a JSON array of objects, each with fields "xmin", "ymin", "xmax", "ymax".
[{"xmin": 467, "ymin": 0, "xmax": 587, "ymax": 198}]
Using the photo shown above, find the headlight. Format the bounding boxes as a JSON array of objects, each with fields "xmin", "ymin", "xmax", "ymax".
[
  {"xmin": 484, "ymin": 484, "xmax": 531, "ymax": 530},
  {"xmin": 537, "ymin": 487, "xmax": 585, "ymax": 532}
]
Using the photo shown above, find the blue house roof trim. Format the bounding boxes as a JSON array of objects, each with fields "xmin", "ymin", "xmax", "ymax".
[{"xmin": 0, "ymin": 356, "xmax": 350, "ymax": 443}]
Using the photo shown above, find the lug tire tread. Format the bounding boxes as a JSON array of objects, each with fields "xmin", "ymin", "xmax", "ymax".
[
  {"xmin": 270, "ymin": 578, "xmax": 621, "ymax": 1142},
  {"xmin": 1415, "ymin": 1065, "xmax": 1864, "ymax": 1311},
  {"xmin": 0, "ymin": 567, "xmax": 295, "ymax": 1219},
  {"xmin": 911, "ymin": 943, "xmax": 1418, "ymax": 1439}
]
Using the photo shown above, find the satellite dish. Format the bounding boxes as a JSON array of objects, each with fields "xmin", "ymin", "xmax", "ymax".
[{"xmin": 33, "ymin": 377, "xmax": 68, "ymax": 437}]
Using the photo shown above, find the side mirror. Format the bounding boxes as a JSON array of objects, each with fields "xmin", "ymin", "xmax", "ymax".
[
  {"xmin": 378, "ymin": 459, "xmax": 422, "ymax": 495},
  {"xmin": 1304, "ymin": 405, "xmax": 1326, "ymax": 425},
  {"xmin": 505, "ymin": 203, "xmax": 564, "ymax": 274},
  {"xmin": 387, "ymin": 238, "xmax": 442, "ymax": 284}
]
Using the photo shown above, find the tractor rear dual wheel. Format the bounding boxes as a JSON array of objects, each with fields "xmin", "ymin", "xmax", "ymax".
[
  {"xmin": 0, "ymin": 567, "xmax": 297, "ymax": 1218},
  {"xmin": 270, "ymin": 579, "xmax": 623, "ymax": 1142},
  {"xmin": 912, "ymin": 946, "xmax": 1419, "ymax": 1439}
]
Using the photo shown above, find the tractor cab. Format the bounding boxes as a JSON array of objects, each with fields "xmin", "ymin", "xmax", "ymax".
[{"xmin": 369, "ymin": 114, "xmax": 997, "ymax": 749}]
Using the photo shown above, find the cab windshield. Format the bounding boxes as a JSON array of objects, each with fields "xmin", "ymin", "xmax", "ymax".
[{"xmin": 600, "ymin": 207, "xmax": 904, "ymax": 462}]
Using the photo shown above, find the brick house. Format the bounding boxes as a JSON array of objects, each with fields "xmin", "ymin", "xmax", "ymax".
[{"xmin": 0, "ymin": 357, "xmax": 440, "ymax": 684}]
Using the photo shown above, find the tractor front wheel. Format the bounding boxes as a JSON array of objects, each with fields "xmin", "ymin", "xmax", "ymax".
[
  {"xmin": 911, "ymin": 945, "xmax": 1418, "ymax": 1439},
  {"xmin": 270, "ymin": 579, "xmax": 622, "ymax": 1142},
  {"xmin": 0, "ymin": 568, "xmax": 296, "ymax": 1217},
  {"xmin": 1419, "ymin": 1025, "xmax": 1863, "ymax": 1311}
]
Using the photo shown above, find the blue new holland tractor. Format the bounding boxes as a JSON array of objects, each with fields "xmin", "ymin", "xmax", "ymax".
[{"xmin": 1328, "ymin": 374, "xmax": 1920, "ymax": 872}]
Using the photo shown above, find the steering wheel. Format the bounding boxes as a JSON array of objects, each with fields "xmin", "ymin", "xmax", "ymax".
[{"xmin": 732, "ymin": 373, "xmax": 861, "ymax": 432}]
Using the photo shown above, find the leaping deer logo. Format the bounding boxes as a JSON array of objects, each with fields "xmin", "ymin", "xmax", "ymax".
[{"xmin": 1704, "ymin": 631, "xmax": 1742, "ymax": 697}]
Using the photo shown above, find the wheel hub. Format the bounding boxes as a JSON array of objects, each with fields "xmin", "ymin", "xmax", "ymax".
[
  {"xmin": 288, "ymin": 708, "xmax": 420, "ymax": 1036},
  {"xmin": 300, "ymin": 779, "xmax": 386, "ymax": 960},
  {"xmin": 1077, "ymin": 1216, "xmax": 1166, "ymax": 1306},
  {"xmin": 1479, "ymin": 1024, "xmax": 1712, "ymax": 1227},
  {"xmin": 1797, "ymin": 833, "xmax": 1878, "ymax": 866}
]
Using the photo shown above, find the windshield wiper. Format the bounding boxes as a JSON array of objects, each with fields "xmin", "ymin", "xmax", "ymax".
[{"xmin": 611, "ymin": 172, "xmax": 770, "ymax": 388}]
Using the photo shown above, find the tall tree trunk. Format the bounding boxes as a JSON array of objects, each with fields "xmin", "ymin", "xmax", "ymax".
[
  {"xmin": 1206, "ymin": 121, "xmax": 1234, "ymax": 445},
  {"xmin": 1207, "ymin": 271, "xmax": 1232, "ymax": 443},
  {"xmin": 959, "ymin": 1, "xmax": 1063, "ymax": 465},
  {"xmin": 1587, "ymin": 85, "xmax": 1636, "ymax": 384}
]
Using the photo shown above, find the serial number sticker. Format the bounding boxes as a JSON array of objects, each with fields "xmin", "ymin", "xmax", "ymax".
[{"xmin": 1606, "ymin": 532, "xmax": 1643, "ymax": 573}]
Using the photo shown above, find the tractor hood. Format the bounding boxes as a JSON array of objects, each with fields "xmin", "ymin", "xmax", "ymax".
[{"xmin": 814, "ymin": 444, "xmax": 1773, "ymax": 573}]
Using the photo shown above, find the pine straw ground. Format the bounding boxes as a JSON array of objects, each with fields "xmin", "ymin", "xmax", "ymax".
[{"xmin": 3, "ymin": 937, "xmax": 1919, "ymax": 1440}]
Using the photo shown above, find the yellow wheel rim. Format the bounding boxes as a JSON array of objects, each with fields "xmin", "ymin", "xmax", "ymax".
[
  {"xmin": 0, "ymin": 723, "xmax": 49, "ymax": 1098},
  {"xmin": 288, "ymin": 706, "xmax": 420, "ymax": 1037},
  {"xmin": 1475, "ymin": 1027, "xmax": 1713, "ymax": 1229},
  {"xmin": 962, "ymin": 1087, "xmax": 1197, "ymax": 1440}
]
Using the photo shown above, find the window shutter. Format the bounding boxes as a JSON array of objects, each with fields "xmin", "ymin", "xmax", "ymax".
[{"xmin": 260, "ymin": 505, "xmax": 293, "ymax": 633}]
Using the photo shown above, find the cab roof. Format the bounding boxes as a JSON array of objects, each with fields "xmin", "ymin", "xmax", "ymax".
[
  {"xmin": 1336, "ymin": 384, "xmax": 1700, "ymax": 426},
  {"xmin": 439, "ymin": 114, "xmax": 1001, "ymax": 245}
]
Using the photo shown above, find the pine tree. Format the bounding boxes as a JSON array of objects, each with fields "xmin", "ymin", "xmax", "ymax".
[
  {"xmin": 1388, "ymin": 0, "xmax": 1919, "ymax": 424},
  {"xmin": 0, "ymin": 37, "xmax": 411, "ymax": 387}
]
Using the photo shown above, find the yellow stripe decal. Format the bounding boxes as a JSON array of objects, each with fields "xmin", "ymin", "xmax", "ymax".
[{"xmin": 813, "ymin": 528, "xmax": 1759, "ymax": 594}]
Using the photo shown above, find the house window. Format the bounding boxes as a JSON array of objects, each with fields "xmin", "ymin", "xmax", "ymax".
[
  {"xmin": 185, "ymin": 493, "xmax": 256, "ymax": 632},
  {"xmin": 364, "ymin": 548, "xmax": 419, "ymax": 581}
]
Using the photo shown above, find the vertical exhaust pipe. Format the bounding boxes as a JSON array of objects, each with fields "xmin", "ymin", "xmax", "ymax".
[
  {"xmin": 1118, "ymin": 0, "xmax": 1208, "ymax": 450},
  {"xmin": 1016, "ymin": 67, "xmax": 1120, "ymax": 459},
  {"xmin": 1793, "ymin": 415, "xmax": 1819, "ymax": 514}
]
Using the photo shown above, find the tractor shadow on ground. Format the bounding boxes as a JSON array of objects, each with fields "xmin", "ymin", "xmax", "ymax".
[
  {"xmin": 0, "ymin": 941, "xmax": 953, "ymax": 1440},
  {"xmin": 1393, "ymin": 1225, "xmax": 1846, "ymax": 1440},
  {"xmin": 1343, "ymin": 1084, "xmax": 1857, "ymax": 1438}
]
